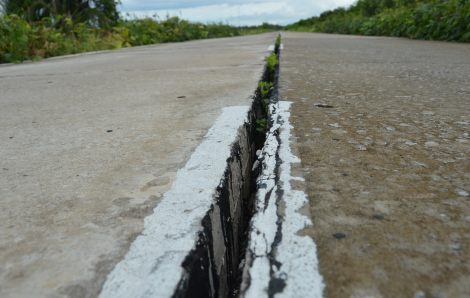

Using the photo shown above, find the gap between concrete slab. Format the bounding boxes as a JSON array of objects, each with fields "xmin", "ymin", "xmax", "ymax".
[
  {"xmin": 98, "ymin": 37, "xmax": 280, "ymax": 298},
  {"xmin": 99, "ymin": 103, "xmax": 259, "ymax": 298},
  {"xmin": 239, "ymin": 36, "xmax": 325, "ymax": 298}
]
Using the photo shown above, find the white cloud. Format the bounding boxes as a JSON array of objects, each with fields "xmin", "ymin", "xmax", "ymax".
[{"xmin": 120, "ymin": 0, "xmax": 356, "ymax": 26}]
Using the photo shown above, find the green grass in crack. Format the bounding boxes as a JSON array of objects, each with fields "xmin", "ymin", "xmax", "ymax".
[
  {"xmin": 256, "ymin": 118, "xmax": 267, "ymax": 132},
  {"xmin": 258, "ymin": 81, "xmax": 273, "ymax": 113},
  {"xmin": 266, "ymin": 52, "xmax": 278, "ymax": 79}
]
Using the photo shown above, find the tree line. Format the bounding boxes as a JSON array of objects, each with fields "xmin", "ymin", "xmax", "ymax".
[
  {"xmin": 1, "ymin": 1, "xmax": 282, "ymax": 64},
  {"xmin": 284, "ymin": 0, "xmax": 470, "ymax": 42},
  {"xmin": 1, "ymin": 0, "xmax": 120, "ymax": 26}
]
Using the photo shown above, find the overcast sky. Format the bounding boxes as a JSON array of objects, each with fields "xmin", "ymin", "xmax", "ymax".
[{"xmin": 119, "ymin": 0, "xmax": 356, "ymax": 26}]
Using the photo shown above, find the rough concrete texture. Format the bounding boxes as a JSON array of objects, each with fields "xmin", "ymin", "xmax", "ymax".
[
  {"xmin": 280, "ymin": 31, "xmax": 470, "ymax": 298},
  {"xmin": 0, "ymin": 32, "xmax": 277, "ymax": 298},
  {"xmin": 240, "ymin": 100, "xmax": 324, "ymax": 298},
  {"xmin": 98, "ymin": 105, "xmax": 257, "ymax": 298}
]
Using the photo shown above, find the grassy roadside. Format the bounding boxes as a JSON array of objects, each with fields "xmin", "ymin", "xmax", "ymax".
[
  {"xmin": 239, "ymin": 22, "xmax": 284, "ymax": 35},
  {"xmin": 0, "ymin": 14, "xmax": 280, "ymax": 64},
  {"xmin": 284, "ymin": 0, "xmax": 470, "ymax": 42}
]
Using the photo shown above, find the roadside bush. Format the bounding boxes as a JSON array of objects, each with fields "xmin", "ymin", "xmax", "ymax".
[
  {"xmin": 284, "ymin": 0, "xmax": 470, "ymax": 42},
  {"xmin": 114, "ymin": 17, "xmax": 241, "ymax": 47},
  {"xmin": 1, "ymin": 13, "xmax": 279, "ymax": 64},
  {"xmin": 0, "ymin": 14, "xmax": 122, "ymax": 63}
]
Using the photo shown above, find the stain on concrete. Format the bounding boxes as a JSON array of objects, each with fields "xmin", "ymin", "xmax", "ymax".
[{"xmin": 140, "ymin": 177, "xmax": 171, "ymax": 192}]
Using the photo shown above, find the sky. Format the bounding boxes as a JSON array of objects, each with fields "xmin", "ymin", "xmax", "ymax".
[{"xmin": 119, "ymin": 0, "xmax": 356, "ymax": 26}]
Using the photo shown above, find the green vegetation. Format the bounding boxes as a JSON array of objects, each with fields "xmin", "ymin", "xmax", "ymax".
[
  {"xmin": 113, "ymin": 17, "xmax": 242, "ymax": 47},
  {"xmin": 239, "ymin": 22, "xmax": 283, "ymax": 35},
  {"xmin": 1, "ymin": 0, "xmax": 121, "ymax": 26},
  {"xmin": 258, "ymin": 81, "xmax": 273, "ymax": 113},
  {"xmin": 0, "ymin": 13, "xmax": 247, "ymax": 63},
  {"xmin": 256, "ymin": 35, "xmax": 281, "ymax": 133},
  {"xmin": 266, "ymin": 52, "xmax": 278, "ymax": 80},
  {"xmin": 284, "ymin": 0, "xmax": 470, "ymax": 42},
  {"xmin": 0, "ymin": 0, "xmax": 282, "ymax": 64},
  {"xmin": 256, "ymin": 118, "xmax": 267, "ymax": 132}
]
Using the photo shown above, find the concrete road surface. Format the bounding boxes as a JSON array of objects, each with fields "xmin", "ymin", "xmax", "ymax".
[
  {"xmin": 0, "ymin": 33, "xmax": 277, "ymax": 297},
  {"xmin": 279, "ymin": 32, "xmax": 470, "ymax": 298},
  {"xmin": 3, "ymin": 29, "xmax": 470, "ymax": 298}
]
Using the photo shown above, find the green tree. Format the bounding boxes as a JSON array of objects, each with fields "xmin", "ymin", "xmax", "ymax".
[{"xmin": 0, "ymin": 0, "xmax": 121, "ymax": 26}]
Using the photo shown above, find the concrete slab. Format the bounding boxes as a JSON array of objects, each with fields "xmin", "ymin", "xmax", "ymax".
[
  {"xmin": 0, "ymin": 33, "xmax": 277, "ymax": 297},
  {"xmin": 279, "ymin": 32, "xmax": 470, "ymax": 297},
  {"xmin": 240, "ymin": 100, "xmax": 324, "ymax": 298},
  {"xmin": 99, "ymin": 105, "xmax": 253, "ymax": 298}
]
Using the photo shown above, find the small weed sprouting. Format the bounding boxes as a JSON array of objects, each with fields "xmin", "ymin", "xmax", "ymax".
[
  {"xmin": 266, "ymin": 53, "xmax": 278, "ymax": 72},
  {"xmin": 257, "ymin": 42, "xmax": 279, "ymax": 134},
  {"xmin": 256, "ymin": 118, "xmax": 267, "ymax": 132},
  {"xmin": 266, "ymin": 52, "xmax": 278, "ymax": 79},
  {"xmin": 258, "ymin": 81, "xmax": 273, "ymax": 113},
  {"xmin": 258, "ymin": 81, "xmax": 273, "ymax": 100}
]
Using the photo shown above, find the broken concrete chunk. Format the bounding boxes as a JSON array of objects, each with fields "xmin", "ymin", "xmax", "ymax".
[{"xmin": 252, "ymin": 160, "xmax": 260, "ymax": 171}]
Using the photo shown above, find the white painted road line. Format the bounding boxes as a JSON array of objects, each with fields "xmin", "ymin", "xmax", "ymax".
[
  {"xmin": 99, "ymin": 106, "xmax": 250, "ymax": 298},
  {"xmin": 241, "ymin": 101, "xmax": 324, "ymax": 297},
  {"xmin": 267, "ymin": 44, "xmax": 283, "ymax": 51},
  {"xmin": 274, "ymin": 101, "xmax": 324, "ymax": 297}
]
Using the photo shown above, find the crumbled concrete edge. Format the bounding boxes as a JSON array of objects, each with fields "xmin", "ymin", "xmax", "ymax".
[
  {"xmin": 98, "ymin": 105, "xmax": 258, "ymax": 298},
  {"xmin": 239, "ymin": 100, "xmax": 325, "ymax": 298}
]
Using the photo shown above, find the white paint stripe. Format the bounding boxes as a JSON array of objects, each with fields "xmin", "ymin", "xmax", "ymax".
[
  {"xmin": 266, "ymin": 44, "xmax": 283, "ymax": 52},
  {"xmin": 99, "ymin": 105, "xmax": 250, "ymax": 298},
  {"xmin": 243, "ymin": 101, "xmax": 324, "ymax": 298},
  {"xmin": 274, "ymin": 101, "xmax": 324, "ymax": 297}
]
